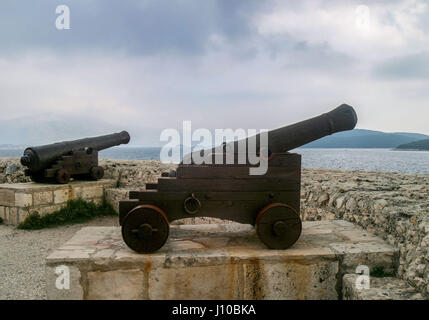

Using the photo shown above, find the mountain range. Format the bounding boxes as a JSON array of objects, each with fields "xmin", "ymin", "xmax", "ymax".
[
  {"xmin": 0, "ymin": 115, "xmax": 428, "ymax": 150},
  {"xmin": 396, "ymin": 139, "xmax": 429, "ymax": 151},
  {"xmin": 301, "ymin": 129, "xmax": 429, "ymax": 149}
]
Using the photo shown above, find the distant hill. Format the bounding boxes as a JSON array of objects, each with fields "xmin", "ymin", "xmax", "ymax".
[
  {"xmin": 301, "ymin": 129, "xmax": 429, "ymax": 149},
  {"xmin": 396, "ymin": 139, "xmax": 429, "ymax": 151},
  {"xmin": 0, "ymin": 114, "xmax": 160, "ymax": 147},
  {"xmin": 0, "ymin": 144, "xmax": 23, "ymax": 149}
]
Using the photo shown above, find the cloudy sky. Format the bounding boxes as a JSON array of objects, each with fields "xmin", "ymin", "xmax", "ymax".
[{"xmin": 0, "ymin": 0, "xmax": 428, "ymax": 145}]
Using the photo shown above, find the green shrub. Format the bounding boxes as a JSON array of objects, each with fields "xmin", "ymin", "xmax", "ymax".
[
  {"xmin": 370, "ymin": 266, "xmax": 394, "ymax": 278},
  {"xmin": 17, "ymin": 198, "xmax": 117, "ymax": 230},
  {"xmin": 0, "ymin": 217, "xmax": 3, "ymax": 224}
]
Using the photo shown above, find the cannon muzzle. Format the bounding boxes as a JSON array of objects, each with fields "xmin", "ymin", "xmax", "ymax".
[
  {"xmin": 266, "ymin": 104, "xmax": 357, "ymax": 153},
  {"xmin": 21, "ymin": 131, "xmax": 130, "ymax": 172}
]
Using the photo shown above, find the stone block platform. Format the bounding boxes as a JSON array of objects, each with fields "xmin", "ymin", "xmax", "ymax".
[
  {"xmin": 0, "ymin": 179, "xmax": 116, "ymax": 225},
  {"xmin": 46, "ymin": 220, "xmax": 398, "ymax": 300}
]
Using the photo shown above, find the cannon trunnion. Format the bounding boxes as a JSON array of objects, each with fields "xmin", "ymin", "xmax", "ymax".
[{"xmin": 119, "ymin": 153, "xmax": 303, "ymax": 253}]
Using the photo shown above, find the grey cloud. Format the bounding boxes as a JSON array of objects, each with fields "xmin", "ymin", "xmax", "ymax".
[
  {"xmin": 0, "ymin": 0, "xmax": 352, "ymax": 66},
  {"xmin": 0, "ymin": 0, "xmax": 266, "ymax": 56},
  {"xmin": 0, "ymin": 0, "xmax": 357, "ymax": 74},
  {"xmin": 1, "ymin": 0, "xmax": 429, "ymax": 146},
  {"xmin": 374, "ymin": 52, "xmax": 429, "ymax": 79},
  {"xmin": 271, "ymin": 40, "xmax": 355, "ymax": 71}
]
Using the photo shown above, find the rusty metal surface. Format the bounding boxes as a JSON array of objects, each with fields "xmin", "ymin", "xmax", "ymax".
[
  {"xmin": 120, "ymin": 105, "xmax": 358, "ymax": 253},
  {"xmin": 182, "ymin": 104, "xmax": 357, "ymax": 164},
  {"xmin": 20, "ymin": 131, "xmax": 130, "ymax": 184}
]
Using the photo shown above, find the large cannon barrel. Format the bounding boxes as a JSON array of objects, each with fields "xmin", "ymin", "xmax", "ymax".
[
  {"xmin": 261, "ymin": 103, "xmax": 357, "ymax": 153},
  {"xmin": 21, "ymin": 131, "xmax": 130, "ymax": 172},
  {"xmin": 184, "ymin": 104, "xmax": 357, "ymax": 162}
]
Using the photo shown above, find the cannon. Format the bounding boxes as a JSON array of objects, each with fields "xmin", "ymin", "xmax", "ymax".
[
  {"xmin": 119, "ymin": 104, "xmax": 358, "ymax": 253},
  {"xmin": 21, "ymin": 131, "xmax": 130, "ymax": 184}
]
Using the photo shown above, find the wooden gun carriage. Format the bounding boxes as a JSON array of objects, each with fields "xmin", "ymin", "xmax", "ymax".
[
  {"xmin": 20, "ymin": 131, "xmax": 130, "ymax": 184},
  {"xmin": 119, "ymin": 105, "xmax": 358, "ymax": 253}
]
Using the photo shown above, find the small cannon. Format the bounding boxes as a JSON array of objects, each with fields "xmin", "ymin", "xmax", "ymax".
[
  {"xmin": 21, "ymin": 131, "xmax": 130, "ymax": 184},
  {"xmin": 119, "ymin": 104, "xmax": 357, "ymax": 253}
]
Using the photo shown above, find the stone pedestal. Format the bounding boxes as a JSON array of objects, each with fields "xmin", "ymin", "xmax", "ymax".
[
  {"xmin": 0, "ymin": 179, "xmax": 116, "ymax": 225},
  {"xmin": 46, "ymin": 220, "xmax": 398, "ymax": 300}
]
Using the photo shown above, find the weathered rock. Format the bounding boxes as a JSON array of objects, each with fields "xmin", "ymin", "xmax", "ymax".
[
  {"xmin": 342, "ymin": 274, "xmax": 424, "ymax": 300},
  {"xmin": 5, "ymin": 163, "xmax": 20, "ymax": 175},
  {"xmin": 301, "ymin": 168, "xmax": 429, "ymax": 298},
  {"xmin": 0, "ymin": 159, "xmax": 31, "ymax": 184},
  {"xmin": 100, "ymin": 159, "xmax": 177, "ymax": 188}
]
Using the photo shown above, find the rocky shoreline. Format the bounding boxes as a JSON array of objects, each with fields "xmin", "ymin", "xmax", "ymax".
[{"xmin": 1, "ymin": 158, "xmax": 428, "ymax": 298}]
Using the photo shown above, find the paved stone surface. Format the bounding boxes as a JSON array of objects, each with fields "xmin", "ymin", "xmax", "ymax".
[
  {"xmin": 46, "ymin": 220, "xmax": 397, "ymax": 300},
  {"xmin": 343, "ymin": 274, "xmax": 425, "ymax": 300}
]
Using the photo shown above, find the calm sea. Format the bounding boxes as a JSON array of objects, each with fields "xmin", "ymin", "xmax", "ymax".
[{"xmin": 1, "ymin": 147, "xmax": 428, "ymax": 175}]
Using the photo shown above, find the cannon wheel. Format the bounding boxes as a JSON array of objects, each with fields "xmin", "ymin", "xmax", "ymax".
[
  {"xmin": 90, "ymin": 166, "xmax": 104, "ymax": 180},
  {"xmin": 122, "ymin": 205, "xmax": 170, "ymax": 253},
  {"xmin": 255, "ymin": 203, "xmax": 302, "ymax": 249},
  {"xmin": 55, "ymin": 169, "xmax": 71, "ymax": 184}
]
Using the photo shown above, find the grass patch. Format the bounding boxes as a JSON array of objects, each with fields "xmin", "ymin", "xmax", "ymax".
[
  {"xmin": 370, "ymin": 266, "xmax": 394, "ymax": 278},
  {"xmin": 17, "ymin": 198, "xmax": 116, "ymax": 230}
]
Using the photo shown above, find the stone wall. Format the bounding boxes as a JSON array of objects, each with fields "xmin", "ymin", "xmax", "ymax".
[
  {"xmin": 300, "ymin": 169, "xmax": 429, "ymax": 298},
  {"xmin": 100, "ymin": 159, "xmax": 177, "ymax": 188},
  {"xmin": 1, "ymin": 158, "xmax": 428, "ymax": 297},
  {"xmin": 0, "ymin": 159, "xmax": 31, "ymax": 184},
  {"xmin": 0, "ymin": 180, "xmax": 116, "ymax": 225},
  {"xmin": 0, "ymin": 158, "xmax": 177, "ymax": 187}
]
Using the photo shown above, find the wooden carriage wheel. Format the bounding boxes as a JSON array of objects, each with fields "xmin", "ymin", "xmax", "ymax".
[
  {"xmin": 55, "ymin": 169, "xmax": 71, "ymax": 184},
  {"xmin": 90, "ymin": 166, "xmax": 104, "ymax": 180},
  {"xmin": 121, "ymin": 205, "xmax": 170, "ymax": 253},
  {"xmin": 255, "ymin": 203, "xmax": 302, "ymax": 249}
]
